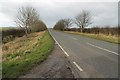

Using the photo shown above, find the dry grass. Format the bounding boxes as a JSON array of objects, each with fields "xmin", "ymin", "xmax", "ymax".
[
  {"xmin": 65, "ymin": 31, "xmax": 119, "ymax": 44},
  {"xmin": 2, "ymin": 31, "xmax": 54, "ymax": 78},
  {"xmin": 2, "ymin": 31, "xmax": 45, "ymax": 60}
]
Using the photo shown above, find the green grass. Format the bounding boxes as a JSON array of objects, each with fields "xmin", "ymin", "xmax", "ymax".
[
  {"xmin": 0, "ymin": 27, "xmax": 15, "ymax": 31},
  {"xmin": 65, "ymin": 31, "xmax": 119, "ymax": 44},
  {"xmin": 2, "ymin": 31, "xmax": 54, "ymax": 78}
]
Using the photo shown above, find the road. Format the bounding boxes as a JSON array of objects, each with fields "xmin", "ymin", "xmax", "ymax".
[{"xmin": 49, "ymin": 29, "xmax": 119, "ymax": 78}]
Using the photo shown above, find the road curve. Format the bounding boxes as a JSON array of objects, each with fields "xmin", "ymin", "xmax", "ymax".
[{"xmin": 49, "ymin": 29, "xmax": 118, "ymax": 78}]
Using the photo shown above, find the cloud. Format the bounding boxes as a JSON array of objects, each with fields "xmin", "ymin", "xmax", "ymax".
[{"xmin": 0, "ymin": 0, "xmax": 118, "ymax": 28}]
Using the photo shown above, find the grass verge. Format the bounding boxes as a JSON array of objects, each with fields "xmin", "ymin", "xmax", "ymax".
[
  {"xmin": 2, "ymin": 31, "xmax": 54, "ymax": 78},
  {"xmin": 65, "ymin": 31, "xmax": 119, "ymax": 44}
]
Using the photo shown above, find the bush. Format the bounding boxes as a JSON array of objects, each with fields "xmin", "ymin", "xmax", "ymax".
[
  {"xmin": 2, "ymin": 29, "xmax": 25, "ymax": 43},
  {"xmin": 66, "ymin": 26, "xmax": 120, "ymax": 36}
]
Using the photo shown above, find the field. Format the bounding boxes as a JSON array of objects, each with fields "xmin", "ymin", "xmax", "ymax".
[
  {"xmin": 0, "ymin": 27, "xmax": 15, "ymax": 31},
  {"xmin": 65, "ymin": 31, "xmax": 119, "ymax": 44},
  {"xmin": 2, "ymin": 31, "xmax": 54, "ymax": 78}
]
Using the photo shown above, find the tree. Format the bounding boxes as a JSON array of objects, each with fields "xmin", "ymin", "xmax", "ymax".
[
  {"xmin": 75, "ymin": 10, "xmax": 92, "ymax": 32},
  {"xmin": 53, "ymin": 18, "xmax": 73, "ymax": 31},
  {"xmin": 30, "ymin": 20, "xmax": 47, "ymax": 32},
  {"xmin": 15, "ymin": 6, "xmax": 40, "ymax": 36},
  {"xmin": 63, "ymin": 18, "xmax": 73, "ymax": 30},
  {"xmin": 53, "ymin": 19, "xmax": 65, "ymax": 31}
]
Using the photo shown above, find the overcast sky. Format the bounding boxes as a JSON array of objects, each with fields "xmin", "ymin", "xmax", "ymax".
[{"xmin": 0, "ymin": 0, "xmax": 119, "ymax": 28}]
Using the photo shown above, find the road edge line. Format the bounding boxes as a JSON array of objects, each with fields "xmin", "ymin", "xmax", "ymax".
[
  {"xmin": 48, "ymin": 29, "xmax": 84, "ymax": 78},
  {"xmin": 48, "ymin": 29, "xmax": 69, "ymax": 57},
  {"xmin": 73, "ymin": 61, "xmax": 83, "ymax": 72}
]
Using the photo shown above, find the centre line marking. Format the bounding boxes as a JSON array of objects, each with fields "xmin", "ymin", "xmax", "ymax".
[
  {"xmin": 72, "ymin": 37, "xmax": 78, "ymax": 40},
  {"xmin": 49, "ymin": 30, "xmax": 69, "ymax": 57},
  {"xmin": 73, "ymin": 61, "xmax": 83, "ymax": 72},
  {"xmin": 87, "ymin": 42, "xmax": 119, "ymax": 55}
]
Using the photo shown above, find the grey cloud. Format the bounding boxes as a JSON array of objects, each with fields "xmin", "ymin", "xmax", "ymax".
[{"xmin": 0, "ymin": 1, "xmax": 118, "ymax": 28}]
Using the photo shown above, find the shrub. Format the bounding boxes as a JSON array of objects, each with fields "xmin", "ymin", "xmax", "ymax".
[{"xmin": 2, "ymin": 29, "xmax": 25, "ymax": 43}]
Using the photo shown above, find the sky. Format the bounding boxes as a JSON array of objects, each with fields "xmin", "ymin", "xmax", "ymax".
[{"xmin": 0, "ymin": 0, "xmax": 119, "ymax": 28}]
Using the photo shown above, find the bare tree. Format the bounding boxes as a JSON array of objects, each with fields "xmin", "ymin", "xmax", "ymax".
[
  {"xmin": 15, "ymin": 6, "xmax": 39, "ymax": 36},
  {"xmin": 75, "ymin": 10, "xmax": 92, "ymax": 32},
  {"xmin": 63, "ymin": 18, "xmax": 73, "ymax": 30},
  {"xmin": 31, "ymin": 20, "xmax": 47, "ymax": 32},
  {"xmin": 53, "ymin": 19, "xmax": 65, "ymax": 31}
]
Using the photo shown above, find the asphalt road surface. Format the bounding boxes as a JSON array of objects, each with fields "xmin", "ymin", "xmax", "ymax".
[{"xmin": 49, "ymin": 29, "xmax": 119, "ymax": 78}]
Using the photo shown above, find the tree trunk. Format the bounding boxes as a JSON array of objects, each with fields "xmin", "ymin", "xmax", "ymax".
[
  {"xmin": 25, "ymin": 29, "xmax": 28, "ymax": 37},
  {"xmin": 81, "ymin": 28, "xmax": 83, "ymax": 33},
  {"xmin": 63, "ymin": 28, "xmax": 65, "ymax": 31},
  {"xmin": 81, "ymin": 25, "xmax": 84, "ymax": 33}
]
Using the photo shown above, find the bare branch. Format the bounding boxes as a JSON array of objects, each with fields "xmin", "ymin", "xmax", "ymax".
[
  {"xmin": 75, "ymin": 10, "xmax": 92, "ymax": 32},
  {"xmin": 15, "ymin": 6, "xmax": 40, "ymax": 36}
]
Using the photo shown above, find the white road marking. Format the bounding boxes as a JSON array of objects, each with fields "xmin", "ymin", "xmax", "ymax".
[
  {"xmin": 87, "ymin": 42, "xmax": 119, "ymax": 55},
  {"xmin": 73, "ymin": 61, "xmax": 83, "ymax": 72},
  {"xmin": 49, "ymin": 30, "xmax": 83, "ymax": 73},
  {"xmin": 72, "ymin": 37, "xmax": 78, "ymax": 40},
  {"xmin": 48, "ymin": 30, "xmax": 69, "ymax": 57}
]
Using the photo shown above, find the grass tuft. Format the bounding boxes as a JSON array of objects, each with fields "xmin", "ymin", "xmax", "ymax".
[{"xmin": 2, "ymin": 31, "xmax": 54, "ymax": 78}]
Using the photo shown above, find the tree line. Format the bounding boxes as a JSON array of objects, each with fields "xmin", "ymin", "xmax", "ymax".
[
  {"xmin": 53, "ymin": 10, "xmax": 119, "ymax": 36},
  {"xmin": 2, "ymin": 6, "xmax": 47, "ymax": 43},
  {"xmin": 66, "ymin": 27, "xmax": 119, "ymax": 36},
  {"xmin": 53, "ymin": 10, "xmax": 91, "ymax": 33},
  {"xmin": 15, "ymin": 6, "xmax": 47, "ymax": 36}
]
